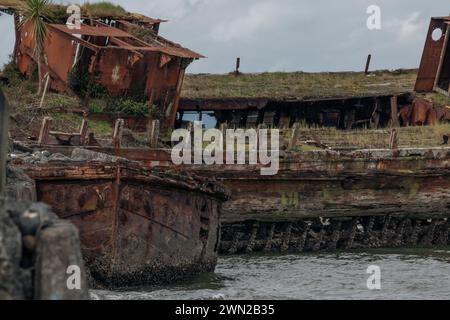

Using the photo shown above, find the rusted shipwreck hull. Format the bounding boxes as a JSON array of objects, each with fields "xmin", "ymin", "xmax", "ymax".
[
  {"xmin": 22, "ymin": 145, "xmax": 450, "ymax": 255},
  {"xmin": 18, "ymin": 160, "xmax": 227, "ymax": 287},
  {"xmin": 173, "ymin": 147, "xmax": 450, "ymax": 254}
]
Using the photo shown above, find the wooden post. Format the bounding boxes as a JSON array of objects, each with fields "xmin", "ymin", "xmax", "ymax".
[
  {"xmin": 235, "ymin": 57, "xmax": 240, "ymax": 75},
  {"xmin": 148, "ymin": 119, "xmax": 160, "ymax": 148},
  {"xmin": 112, "ymin": 119, "xmax": 124, "ymax": 148},
  {"xmin": 186, "ymin": 121, "xmax": 194, "ymax": 132},
  {"xmin": 370, "ymin": 99, "xmax": 381, "ymax": 129},
  {"xmin": 38, "ymin": 117, "xmax": 53, "ymax": 145},
  {"xmin": 257, "ymin": 123, "xmax": 267, "ymax": 130},
  {"xmin": 0, "ymin": 90, "xmax": 9, "ymax": 195},
  {"xmin": 390, "ymin": 96, "xmax": 400, "ymax": 127},
  {"xmin": 389, "ymin": 128, "xmax": 399, "ymax": 150},
  {"xmin": 288, "ymin": 123, "xmax": 301, "ymax": 150},
  {"xmin": 365, "ymin": 54, "xmax": 372, "ymax": 75},
  {"xmin": 220, "ymin": 122, "xmax": 228, "ymax": 148},
  {"xmin": 39, "ymin": 73, "xmax": 50, "ymax": 110},
  {"xmin": 79, "ymin": 119, "xmax": 88, "ymax": 146}
]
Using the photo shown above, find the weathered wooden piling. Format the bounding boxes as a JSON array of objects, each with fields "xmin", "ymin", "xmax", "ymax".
[
  {"xmin": 288, "ymin": 123, "xmax": 301, "ymax": 150},
  {"xmin": 38, "ymin": 117, "xmax": 52, "ymax": 146},
  {"xmin": 235, "ymin": 57, "xmax": 241, "ymax": 75},
  {"xmin": 390, "ymin": 96, "xmax": 400, "ymax": 127},
  {"xmin": 79, "ymin": 119, "xmax": 88, "ymax": 146},
  {"xmin": 365, "ymin": 54, "xmax": 372, "ymax": 75},
  {"xmin": 389, "ymin": 128, "xmax": 399, "ymax": 149},
  {"xmin": 112, "ymin": 119, "xmax": 124, "ymax": 148},
  {"xmin": 147, "ymin": 119, "xmax": 160, "ymax": 148}
]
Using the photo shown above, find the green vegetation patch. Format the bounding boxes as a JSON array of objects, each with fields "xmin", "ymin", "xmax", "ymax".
[
  {"xmin": 182, "ymin": 69, "xmax": 418, "ymax": 100},
  {"xmin": 81, "ymin": 2, "xmax": 127, "ymax": 17}
]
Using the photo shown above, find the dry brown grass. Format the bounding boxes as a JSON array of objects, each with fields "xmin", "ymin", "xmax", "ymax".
[
  {"xmin": 0, "ymin": 0, "xmax": 23, "ymax": 8},
  {"xmin": 284, "ymin": 123, "xmax": 450, "ymax": 150}
]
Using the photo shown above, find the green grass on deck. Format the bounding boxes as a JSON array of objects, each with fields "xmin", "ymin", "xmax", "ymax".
[{"xmin": 182, "ymin": 69, "xmax": 418, "ymax": 100}]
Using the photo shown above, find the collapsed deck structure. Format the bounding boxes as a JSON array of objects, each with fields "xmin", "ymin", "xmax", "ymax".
[
  {"xmin": 178, "ymin": 71, "xmax": 417, "ymax": 129},
  {"xmin": 1, "ymin": 2, "xmax": 203, "ymax": 129}
]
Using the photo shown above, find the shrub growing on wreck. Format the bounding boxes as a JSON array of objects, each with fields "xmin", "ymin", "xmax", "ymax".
[
  {"xmin": 19, "ymin": 0, "xmax": 51, "ymax": 96},
  {"xmin": 108, "ymin": 98, "xmax": 149, "ymax": 116},
  {"xmin": 68, "ymin": 62, "xmax": 109, "ymax": 100}
]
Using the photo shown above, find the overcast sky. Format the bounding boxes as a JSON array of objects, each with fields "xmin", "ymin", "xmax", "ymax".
[{"xmin": 1, "ymin": 0, "xmax": 449, "ymax": 73}]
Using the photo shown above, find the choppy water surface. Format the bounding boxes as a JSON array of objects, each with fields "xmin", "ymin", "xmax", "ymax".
[{"xmin": 91, "ymin": 248, "xmax": 450, "ymax": 300}]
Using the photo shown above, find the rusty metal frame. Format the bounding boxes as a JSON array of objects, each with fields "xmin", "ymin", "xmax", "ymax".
[
  {"xmin": 434, "ymin": 23, "xmax": 450, "ymax": 95},
  {"xmin": 416, "ymin": 16, "xmax": 450, "ymax": 93}
]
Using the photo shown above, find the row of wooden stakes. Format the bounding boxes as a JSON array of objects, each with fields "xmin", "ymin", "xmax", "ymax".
[{"xmin": 38, "ymin": 117, "xmax": 161, "ymax": 149}]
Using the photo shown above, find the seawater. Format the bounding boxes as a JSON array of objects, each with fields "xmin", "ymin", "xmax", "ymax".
[{"xmin": 90, "ymin": 248, "xmax": 450, "ymax": 300}]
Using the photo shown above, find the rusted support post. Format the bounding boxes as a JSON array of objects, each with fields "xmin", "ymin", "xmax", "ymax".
[
  {"xmin": 245, "ymin": 223, "xmax": 259, "ymax": 253},
  {"xmin": 409, "ymin": 220, "xmax": 421, "ymax": 245},
  {"xmin": 220, "ymin": 122, "xmax": 227, "ymax": 147},
  {"xmin": 0, "ymin": 89, "xmax": 9, "ymax": 195},
  {"xmin": 38, "ymin": 117, "xmax": 53, "ymax": 146},
  {"xmin": 380, "ymin": 216, "xmax": 391, "ymax": 245},
  {"xmin": 148, "ymin": 119, "xmax": 160, "ymax": 148},
  {"xmin": 79, "ymin": 119, "xmax": 88, "ymax": 146},
  {"xmin": 344, "ymin": 218, "xmax": 358, "ymax": 249},
  {"xmin": 328, "ymin": 221, "xmax": 342, "ymax": 250},
  {"xmin": 264, "ymin": 224, "xmax": 276, "ymax": 252},
  {"xmin": 364, "ymin": 54, "xmax": 372, "ymax": 75},
  {"xmin": 280, "ymin": 223, "xmax": 292, "ymax": 252},
  {"xmin": 112, "ymin": 119, "xmax": 124, "ymax": 149},
  {"xmin": 228, "ymin": 230, "xmax": 241, "ymax": 254},
  {"xmin": 389, "ymin": 128, "xmax": 399, "ymax": 150},
  {"xmin": 312, "ymin": 229, "xmax": 325, "ymax": 251},
  {"xmin": 421, "ymin": 219, "xmax": 438, "ymax": 246},
  {"xmin": 394, "ymin": 219, "xmax": 407, "ymax": 247},
  {"xmin": 288, "ymin": 123, "xmax": 301, "ymax": 150},
  {"xmin": 390, "ymin": 96, "xmax": 400, "ymax": 127},
  {"xmin": 235, "ymin": 57, "xmax": 240, "ymax": 75}
]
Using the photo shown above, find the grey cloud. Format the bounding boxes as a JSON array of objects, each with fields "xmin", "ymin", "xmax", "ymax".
[{"xmin": 2, "ymin": 0, "xmax": 450, "ymax": 73}]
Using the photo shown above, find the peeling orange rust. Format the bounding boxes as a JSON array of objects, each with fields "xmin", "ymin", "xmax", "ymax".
[
  {"xmin": 17, "ymin": 161, "xmax": 228, "ymax": 287},
  {"xmin": 14, "ymin": 19, "xmax": 204, "ymax": 129}
]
